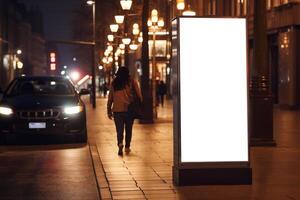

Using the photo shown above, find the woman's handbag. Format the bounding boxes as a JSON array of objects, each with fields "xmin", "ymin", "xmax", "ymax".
[{"xmin": 127, "ymin": 83, "xmax": 142, "ymax": 119}]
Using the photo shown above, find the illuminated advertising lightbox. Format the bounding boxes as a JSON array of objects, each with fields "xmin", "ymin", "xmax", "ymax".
[{"xmin": 178, "ymin": 18, "xmax": 249, "ymax": 163}]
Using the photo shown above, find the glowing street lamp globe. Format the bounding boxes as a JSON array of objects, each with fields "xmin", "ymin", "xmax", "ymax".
[
  {"xmin": 86, "ymin": 0, "xmax": 95, "ymax": 5},
  {"xmin": 176, "ymin": 0, "xmax": 185, "ymax": 10},
  {"xmin": 107, "ymin": 34, "xmax": 114, "ymax": 42},
  {"xmin": 70, "ymin": 71, "xmax": 80, "ymax": 81},
  {"xmin": 158, "ymin": 18, "xmax": 164, "ymax": 27},
  {"xmin": 110, "ymin": 24, "xmax": 119, "ymax": 33},
  {"xmin": 16, "ymin": 49, "xmax": 22, "ymax": 55},
  {"xmin": 129, "ymin": 43, "xmax": 138, "ymax": 51},
  {"xmin": 107, "ymin": 45, "xmax": 113, "ymax": 52},
  {"xmin": 183, "ymin": 5, "xmax": 196, "ymax": 16},
  {"xmin": 151, "ymin": 9, "xmax": 158, "ymax": 23},
  {"xmin": 122, "ymin": 37, "xmax": 131, "ymax": 45},
  {"xmin": 119, "ymin": 43, "xmax": 125, "ymax": 50},
  {"xmin": 115, "ymin": 15, "xmax": 125, "ymax": 24},
  {"xmin": 120, "ymin": 0, "xmax": 132, "ymax": 10}
]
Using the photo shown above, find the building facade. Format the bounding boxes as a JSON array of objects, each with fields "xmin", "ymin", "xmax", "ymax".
[
  {"xmin": 168, "ymin": 0, "xmax": 300, "ymax": 108},
  {"xmin": 0, "ymin": 0, "xmax": 47, "ymax": 90},
  {"xmin": 0, "ymin": 0, "xmax": 17, "ymax": 89}
]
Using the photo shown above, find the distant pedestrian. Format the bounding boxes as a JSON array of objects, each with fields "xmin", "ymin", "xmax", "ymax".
[
  {"xmin": 102, "ymin": 82, "xmax": 108, "ymax": 97},
  {"xmin": 157, "ymin": 80, "xmax": 167, "ymax": 107},
  {"xmin": 107, "ymin": 67, "xmax": 142, "ymax": 156}
]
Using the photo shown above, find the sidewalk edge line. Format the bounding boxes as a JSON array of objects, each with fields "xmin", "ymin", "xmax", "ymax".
[{"xmin": 88, "ymin": 143, "xmax": 103, "ymax": 200}]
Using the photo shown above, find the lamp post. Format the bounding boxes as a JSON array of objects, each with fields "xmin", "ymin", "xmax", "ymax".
[
  {"xmin": 87, "ymin": 0, "xmax": 96, "ymax": 108},
  {"xmin": 120, "ymin": 0, "xmax": 133, "ymax": 68},
  {"xmin": 114, "ymin": 15, "xmax": 125, "ymax": 67},
  {"xmin": 110, "ymin": 24, "xmax": 119, "ymax": 74},
  {"xmin": 148, "ymin": 9, "xmax": 164, "ymax": 118}
]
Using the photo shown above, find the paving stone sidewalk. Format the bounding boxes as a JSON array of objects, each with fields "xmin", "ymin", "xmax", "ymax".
[{"xmin": 86, "ymin": 98, "xmax": 300, "ymax": 200}]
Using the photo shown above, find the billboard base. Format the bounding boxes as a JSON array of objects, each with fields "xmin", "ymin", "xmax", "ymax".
[{"xmin": 173, "ymin": 166, "xmax": 252, "ymax": 186}]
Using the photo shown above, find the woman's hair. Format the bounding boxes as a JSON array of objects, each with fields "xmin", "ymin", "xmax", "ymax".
[{"xmin": 113, "ymin": 67, "xmax": 130, "ymax": 91}]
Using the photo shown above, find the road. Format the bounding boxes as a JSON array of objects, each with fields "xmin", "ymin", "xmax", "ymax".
[
  {"xmin": 0, "ymin": 144, "xmax": 100, "ymax": 200},
  {"xmin": 2, "ymin": 97, "xmax": 300, "ymax": 200},
  {"xmin": 0, "ymin": 95, "xmax": 101, "ymax": 200}
]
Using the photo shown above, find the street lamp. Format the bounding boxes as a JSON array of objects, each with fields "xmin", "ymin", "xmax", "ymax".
[
  {"xmin": 120, "ymin": 0, "xmax": 132, "ymax": 10},
  {"xmin": 86, "ymin": 0, "xmax": 95, "ymax": 5},
  {"xmin": 16, "ymin": 49, "xmax": 22, "ymax": 55},
  {"xmin": 129, "ymin": 42, "xmax": 138, "ymax": 51},
  {"xmin": 138, "ymin": 32, "xmax": 143, "ymax": 43},
  {"xmin": 182, "ymin": 4, "xmax": 196, "ymax": 16},
  {"xmin": 110, "ymin": 24, "xmax": 119, "ymax": 33},
  {"xmin": 109, "ymin": 23, "xmax": 122, "ymax": 75},
  {"xmin": 120, "ymin": 0, "xmax": 133, "ymax": 68},
  {"xmin": 115, "ymin": 15, "xmax": 125, "ymax": 24},
  {"xmin": 176, "ymin": 0, "xmax": 185, "ymax": 11},
  {"xmin": 107, "ymin": 34, "xmax": 114, "ymax": 42},
  {"xmin": 148, "ymin": 9, "xmax": 164, "ymax": 118},
  {"xmin": 86, "ymin": 0, "xmax": 96, "ymax": 108},
  {"xmin": 122, "ymin": 36, "xmax": 131, "ymax": 45},
  {"xmin": 132, "ymin": 23, "xmax": 139, "ymax": 36}
]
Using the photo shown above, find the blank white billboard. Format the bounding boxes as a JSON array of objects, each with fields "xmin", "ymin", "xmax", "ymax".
[{"xmin": 179, "ymin": 18, "xmax": 248, "ymax": 163}]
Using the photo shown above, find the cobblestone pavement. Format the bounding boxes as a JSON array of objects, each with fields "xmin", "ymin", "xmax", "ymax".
[{"xmin": 86, "ymin": 98, "xmax": 300, "ymax": 200}]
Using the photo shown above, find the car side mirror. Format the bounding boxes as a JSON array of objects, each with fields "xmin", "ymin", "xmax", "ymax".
[{"xmin": 79, "ymin": 88, "xmax": 90, "ymax": 96}]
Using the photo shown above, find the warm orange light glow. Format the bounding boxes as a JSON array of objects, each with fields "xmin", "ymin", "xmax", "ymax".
[
  {"xmin": 183, "ymin": 4, "xmax": 196, "ymax": 16},
  {"xmin": 151, "ymin": 9, "xmax": 158, "ymax": 23},
  {"xmin": 86, "ymin": 0, "xmax": 95, "ymax": 5},
  {"xmin": 158, "ymin": 18, "xmax": 164, "ymax": 27},
  {"xmin": 120, "ymin": 0, "xmax": 132, "ymax": 10},
  {"xmin": 115, "ymin": 15, "xmax": 125, "ymax": 24},
  {"xmin": 16, "ymin": 49, "xmax": 22, "ymax": 55},
  {"xmin": 70, "ymin": 71, "xmax": 80, "ymax": 81},
  {"xmin": 129, "ymin": 43, "xmax": 138, "ymax": 50},
  {"xmin": 50, "ymin": 63, "xmax": 56, "ymax": 71},
  {"xmin": 77, "ymin": 75, "xmax": 90, "ymax": 86},
  {"xmin": 122, "ymin": 37, "xmax": 131, "ymax": 45},
  {"xmin": 177, "ymin": 0, "xmax": 185, "ymax": 10},
  {"xmin": 110, "ymin": 24, "xmax": 119, "ymax": 33}
]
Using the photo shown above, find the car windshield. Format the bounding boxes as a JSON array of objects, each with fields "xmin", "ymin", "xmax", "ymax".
[{"xmin": 5, "ymin": 79, "xmax": 75, "ymax": 96}]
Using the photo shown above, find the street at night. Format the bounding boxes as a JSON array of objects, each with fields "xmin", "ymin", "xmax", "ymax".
[
  {"xmin": 2, "ymin": 0, "xmax": 300, "ymax": 199},
  {"xmin": 1, "ymin": 98, "xmax": 300, "ymax": 199}
]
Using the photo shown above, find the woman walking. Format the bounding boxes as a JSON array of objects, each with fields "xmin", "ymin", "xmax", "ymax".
[{"xmin": 107, "ymin": 67, "xmax": 142, "ymax": 156}]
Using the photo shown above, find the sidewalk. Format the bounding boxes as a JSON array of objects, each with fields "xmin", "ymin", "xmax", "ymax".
[{"xmin": 86, "ymin": 98, "xmax": 300, "ymax": 200}]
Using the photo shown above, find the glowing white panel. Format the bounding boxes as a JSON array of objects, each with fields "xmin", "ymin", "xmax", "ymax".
[{"xmin": 179, "ymin": 18, "xmax": 248, "ymax": 163}]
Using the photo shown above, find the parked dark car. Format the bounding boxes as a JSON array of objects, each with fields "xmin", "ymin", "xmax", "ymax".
[{"xmin": 0, "ymin": 76, "xmax": 89, "ymax": 144}]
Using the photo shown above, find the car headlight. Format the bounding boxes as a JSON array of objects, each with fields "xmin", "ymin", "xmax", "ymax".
[
  {"xmin": 0, "ymin": 106, "xmax": 13, "ymax": 116},
  {"xmin": 64, "ymin": 106, "xmax": 83, "ymax": 115}
]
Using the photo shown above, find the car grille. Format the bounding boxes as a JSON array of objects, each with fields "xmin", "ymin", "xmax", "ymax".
[{"xmin": 18, "ymin": 109, "xmax": 60, "ymax": 120}]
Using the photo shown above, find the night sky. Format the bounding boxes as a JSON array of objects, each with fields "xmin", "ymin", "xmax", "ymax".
[{"xmin": 17, "ymin": 0, "xmax": 85, "ymax": 68}]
